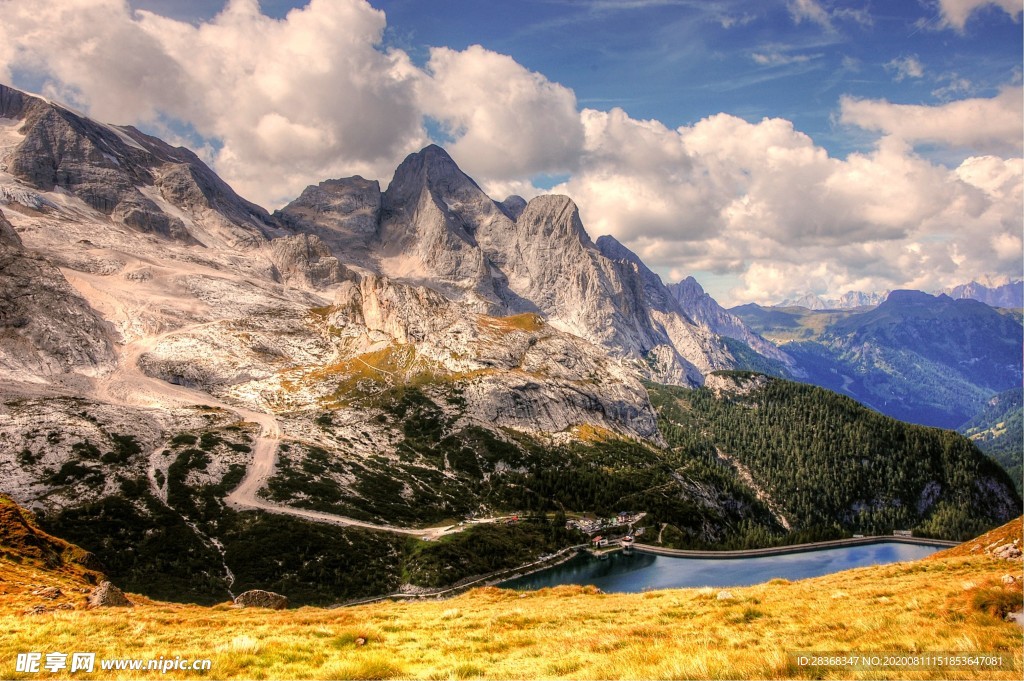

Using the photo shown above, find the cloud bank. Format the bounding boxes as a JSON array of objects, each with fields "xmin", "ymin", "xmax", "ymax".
[
  {"xmin": 938, "ymin": 0, "xmax": 1022, "ymax": 30},
  {"xmin": 0, "ymin": 0, "xmax": 1020, "ymax": 305}
]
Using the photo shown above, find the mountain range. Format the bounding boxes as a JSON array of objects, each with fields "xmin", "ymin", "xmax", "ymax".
[
  {"xmin": 0, "ymin": 83, "xmax": 1019, "ymax": 604},
  {"xmin": 733, "ymin": 291, "xmax": 1023, "ymax": 429},
  {"xmin": 772, "ymin": 277, "xmax": 1023, "ymax": 311}
]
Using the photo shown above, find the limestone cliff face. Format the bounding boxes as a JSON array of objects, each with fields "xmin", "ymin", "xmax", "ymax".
[
  {"xmin": 274, "ymin": 176, "xmax": 381, "ymax": 262},
  {"xmin": 0, "ymin": 83, "xmax": 786, "ymax": 446},
  {"xmin": 375, "ymin": 145, "xmax": 509, "ymax": 310},
  {"xmin": 325, "ymin": 271, "xmax": 663, "ymax": 441},
  {"xmin": 267, "ymin": 234, "xmax": 354, "ymax": 289}
]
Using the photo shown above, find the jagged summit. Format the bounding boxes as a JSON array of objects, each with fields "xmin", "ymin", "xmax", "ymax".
[
  {"xmin": 944, "ymin": 278, "xmax": 1024, "ymax": 308},
  {"xmin": 666, "ymin": 276, "xmax": 796, "ymax": 371},
  {"xmin": 277, "ymin": 140, "xmax": 787, "ymax": 385},
  {"xmin": 275, "ymin": 175, "xmax": 381, "ymax": 262},
  {"xmin": 517, "ymin": 194, "xmax": 595, "ymax": 249},
  {"xmin": 0, "ymin": 82, "xmax": 795, "ymax": 436}
]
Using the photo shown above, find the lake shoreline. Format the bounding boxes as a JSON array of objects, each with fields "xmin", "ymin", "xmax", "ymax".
[
  {"xmin": 633, "ymin": 535, "xmax": 958, "ymax": 560},
  {"xmin": 498, "ymin": 540, "xmax": 951, "ymax": 593}
]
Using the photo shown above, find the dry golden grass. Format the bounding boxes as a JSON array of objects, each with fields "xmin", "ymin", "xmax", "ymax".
[
  {"xmin": 569, "ymin": 424, "xmax": 621, "ymax": 443},
  {"xmin": 930, "ymin": 517, "xmax": 1022, "ymax": 560},
  {"xmin": 477, "ymin": 313, "xmax": 546, "ymax": 334},
  {"xmin": 1, "ymin": 548, "xmax": 1021, "ymax": 680},
  {"xmin": 282, "ymin": 343, "xmax": 448, "ymax": 406}
]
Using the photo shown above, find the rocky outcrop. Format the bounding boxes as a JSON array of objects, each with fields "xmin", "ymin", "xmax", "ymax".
[
  {"xmin": 111, "ymin": 192, "xmax": 191, "ymax": 241},
  {"xmin": 498, "ymin": 194, "xmax": 527, "ymax": 220},
  {"xmin": 234, "ymin": 589, "xmax": 289, "ymax": 609},
  {"xmin": 0, "ymin": 495, "xmax": 103, "ymax": 576},
  {"xmin": 325, "ymin": 271, "xmax": 664, "ymax": 442},
  {"xmin": 0, "ymin": 209, "xmax": 20, "ymax": 247},
  {"xmin": 87, "ymin": 581, "xmax": 132, "ymax": 607},
  {"xmin": 704, "ymin": 371, "xmax": 770, "ymax": 397},
  {"xmin": 267, "ymin": 234, "xmax": 354, "ymax": 289}
]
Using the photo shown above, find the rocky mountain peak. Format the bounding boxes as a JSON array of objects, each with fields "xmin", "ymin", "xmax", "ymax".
[
  {"xmin": 884, "ymin": 289, "xmax": 942, "ymax": 306},
  {"xmin": 666, "ymin": 275, "xmax": 798, "ymax": 373},
  {"xmin": 383, "ymin": 144, "xmax": 487, "ymax": 214},
  {"xmin": 517, "ymin": 194, "xmax": 595, "ymax": 249},
  {"xmin": 943, "ymin": 278, "xmax": 1023, "ymax": 308},
  {"xmin": 498, "ymin": 194, "xmax": 527, "ymax": 220},
  {"xmin": 593, "ymin": 234, "xmax": 632, "ymax": 261},
  {"xmin": 0, "ymin": 83, "xmax": 275, "ymax": 248},
  {"xmin": 674, "ymin": 276, "xmax": 705, "ymax": 297},
  {"xmin": 276, "ymin": 176, "xmax": 381, "ymax": 262}
]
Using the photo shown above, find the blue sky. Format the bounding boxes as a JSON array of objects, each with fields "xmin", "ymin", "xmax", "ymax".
[
  {"xmin": 2, "ymin": 0, "xmax": 1022, "ymax": 303},
  {"xmin": 128, "ymin": 0, "xmax": 1021, "ymax": 159}
]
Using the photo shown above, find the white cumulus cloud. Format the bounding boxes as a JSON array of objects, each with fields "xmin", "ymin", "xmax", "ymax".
[
  {"xmin": 0, "ymin": 0, "xmax": 428, "ymax": 207},
  {"xmin": 418, "ymin": 45, "xmax": 585, "ymax": 183},
  {"xmin": 553, "ymin": 104, "xmax": 1020, "ymax": 305},
  {"xmin": 839, "ymin": 87, "xmax": 1023, "ymax": 154}
]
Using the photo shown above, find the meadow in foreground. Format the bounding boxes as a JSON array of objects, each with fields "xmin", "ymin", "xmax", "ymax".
[{"xmin": 1, "ymin": 538, "xmax": 1021, "ymax": 680}]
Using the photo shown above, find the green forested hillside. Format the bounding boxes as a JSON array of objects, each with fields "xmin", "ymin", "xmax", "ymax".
[
  {"xmin": 649, "ymin": 372, "xmax": 1021, "ymax": 541},
  {"xmin": 960, "ymin": 387, "xmax": 1023, "ymax": 493}
]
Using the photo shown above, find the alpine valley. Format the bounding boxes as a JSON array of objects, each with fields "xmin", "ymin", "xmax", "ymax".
[{"xmin": 0, "ymin": 83, "xmax": 1020, "ymax": 606}]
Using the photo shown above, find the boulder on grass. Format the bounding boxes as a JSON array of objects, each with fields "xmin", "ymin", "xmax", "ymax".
[
  {"xmin": 233, "ymin": 590, "xmax": 288, "ymax": 610},
  {"xmin": 87, "ymin": 581, "xmax": 132, "ymax": 608}
]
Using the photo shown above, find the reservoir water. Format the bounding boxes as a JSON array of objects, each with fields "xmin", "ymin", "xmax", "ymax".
[{"xmin": 499, "ymin": 542, "xmax": 944, "ymax": 593}]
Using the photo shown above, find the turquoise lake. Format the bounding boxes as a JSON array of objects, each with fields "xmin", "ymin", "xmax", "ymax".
[{"xmin": 499, "ymin": 542, "xmax": 945, "ymax": 592}]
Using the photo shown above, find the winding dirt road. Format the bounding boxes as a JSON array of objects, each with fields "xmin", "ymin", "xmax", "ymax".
[{"xmin": 61, "ymin": 262, "xmax": 493, "ymax": 540}]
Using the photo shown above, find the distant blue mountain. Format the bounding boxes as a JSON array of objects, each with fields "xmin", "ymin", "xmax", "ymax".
[
  {"xmin": 733, "ymin": 290, "xmax": 1023, "ymax": 430},
  {"xmin": 943, "ymin": 278, "xmax": 1023, "ymax": 309}
]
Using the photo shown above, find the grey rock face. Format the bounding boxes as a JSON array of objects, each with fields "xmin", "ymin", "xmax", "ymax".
[
  {"xmin": 268, "ymin": 234, "xmax": 355, "ymax": 289},
  {"xmin": 377, "ymin": 145, "xmax": 508, "ymax": 308},
  {"xmin": 667, "ymin": 276, "xmax": 795, "ymax": 369},
  {"xmin": 234, "ymin": 589, "xmax": 289, "ymax": 609},
  {"xmin": 0, "ymin": 209, "xmax": 21, "ymax": 248},
  {"xmin": 87, "ymin": 581, "xmax": 132, "ymax": 607},
  {"xmin": 0, "ymin": 84, "xmax": 275, "ymax": 247},
  {"xmin": 275, "ymin": 176, "xmax": 381, "ymax": 261},
  {"xmin": 498, "ymin": 194, "xmax": 527, "ymax": 220},
  {"xmin": 945, "ymin": 279, "xmax": 1024, "ymax": 308},
  {"xmin": 0, "ymin": 209, "xmax": 115, "ymax": 378},
  {"xmin": 328, "ymin": 270, "xmax": 663, "ymax": 441},
  {"xmin": 281, "ymin": 145, "xmax": 783, "ymax": 388},
  {"xmin": 111, "ymin": 192, "xmax": 191, "ymax": 241}
]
